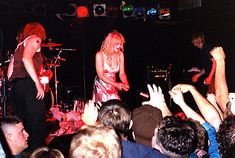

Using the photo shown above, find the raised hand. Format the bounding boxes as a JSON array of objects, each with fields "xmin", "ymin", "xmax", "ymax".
[
  {"xmin": 142, "ymin": 84, "xmax": 166, "ymax": 108},
  {"xmin": 82, "ymin": 100, "xmax": 98, "ymax": 125},
  {"xmin": 172, "ymin": 84, "xmax": 193, "ymax": 93},
  {"xmin": 210, "ymin": 47, "xmax": 226, "ymax": 61},
  {"xmin": 142, "ymin": 84, "xmax": 172, "ymax": 117},
  {"xmin": 169, "ymin": 89, "xmax": 185, "ymax": 106}
]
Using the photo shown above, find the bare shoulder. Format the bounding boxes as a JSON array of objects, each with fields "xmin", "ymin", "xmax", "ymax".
[
  {"xmin": 119, "ymin": 52, "xmax": 124, "ymax": 58},
  {"xmin": 96, "ymin": 51, "xmax": 103, "ymax": 57},
  {"xmin": 28, "ymin": 35, "xmax": 42, "ymax": 45}
]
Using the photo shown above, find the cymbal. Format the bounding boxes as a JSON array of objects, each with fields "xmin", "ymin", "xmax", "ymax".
[
  {"xmin": 47, "ymin": 63, "xmax": 60, "ymax": 67},
  {"xmin": 41, "ymin": 42, "xmax": 62, "ymax": 47}
]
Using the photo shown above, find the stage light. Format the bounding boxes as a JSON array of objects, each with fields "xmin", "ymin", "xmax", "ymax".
[
  {"xmin": 33, "ymin": 4, "xmax": 46, "ymax": 16},
  {"xmin": 134, "ymin": 7, "xmax": 145, "ymax": 19},
  {"xmin": 76, "ymin": 6, "xmax": 89, "ymax": 18},
  {"xmin": 146, "ymin": 7, "xmax": 157, "ymax": 16},
  {"xmin": 106, "ymin": 6, "xmax": 118, "ymax": 18},
  {"xmin": 159, "ymin": 8, "xmax": 171, "ymax": 20},
  {"xmin": 93, "ymin": 4, "xmax": 106, "ymax": 17},
  {"xmin": 122, "ymin": 4, "xmax": 134, "ymax": 18},
  {"xmin": 64, "ymin": 3, "xmax": 77, "ymax": 16}
]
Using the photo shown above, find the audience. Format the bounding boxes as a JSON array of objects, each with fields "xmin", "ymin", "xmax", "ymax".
[
  {"xmin": 69, "ymin": 124, "xmax": 121, "ymax": 158},
  {"xmin": 142, "ymin": 84, "xmax": 220, "ymax": 157},
  {"xmin": 30, "ymin": 147, "xmax": 64, "ymax": 158},
  {"xmin": 170, "ymin": 84, "xmax": 220, "ymax": 157},
  {"xmin": 98, "ymin": 99, "xmax": 169, "ymax": 158},
  {"xmin": 0, "ymin": 115, "xmax": 29, "ymax": 158}
]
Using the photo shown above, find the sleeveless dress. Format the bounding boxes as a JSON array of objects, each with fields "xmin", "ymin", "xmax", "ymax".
[{"xmin": 92, "ymin": 52, "xmax": 120, "ymax": 103}]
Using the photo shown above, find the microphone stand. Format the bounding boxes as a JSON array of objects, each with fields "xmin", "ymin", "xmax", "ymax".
[
  {"xmin": 2, "ymin": 73, "xmax": 7, "ymax": 117},
  {"xmin": 53, "ymin": 49, "xmax": 62, "ymax": 106}
]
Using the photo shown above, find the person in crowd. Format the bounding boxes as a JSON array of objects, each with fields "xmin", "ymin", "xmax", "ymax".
[
  {"xmin": 191, "ymin": 32, "xmax": 216, "ymax": 95},
  {"xmin": 30, "ymin": 147, "xmax": 64, "ymax": 158},
  {"xmin": 152, "ymin": 116, "xmax": 198, "ymax": 158},
  {"xmin": 143, "ymin": 84, "xmax": 220, "ymax": 157},
  {"xmin": 209, "ymin": 46, "xmax": 235, "ymax": 157},
  {"xmin": 209, "ymin": 46, "xmax": 233, "ymax": 116},
  {"xmin": 217, "ymin": 113, "xmax": 235, "ymax": 156},
  {"xmin": 142, "ymin": 85, "xmax": 198, "ymax": 157},
  {"xmin": 98, "ymin": 99, "xmax": 169, "ymax": 158},
  {"xmin": 170, "ymin": 85, "xmax": 221, "ymax": 157},
  {"xmin": 7, "ymin": 21, "xmax": 47, "ymax": 151},
  {"xmin": 0, "ymin": 115, "xmax": 29, "ymax": 158},
  {"xmin": 69, "ymin": 124, "xmax": 121, "ymax": 158},
  {"xmin": 132, "ymin": 104, "xmax": 163, "ymax": 147},
  {"xmin": 92, "ymin": 30, "xmax": 129, "ymax": 103}
]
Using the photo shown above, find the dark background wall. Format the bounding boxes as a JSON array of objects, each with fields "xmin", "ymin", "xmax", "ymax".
[{"xmin": 0, "ymin": 0, "xmax": 235, "ymax": 109}]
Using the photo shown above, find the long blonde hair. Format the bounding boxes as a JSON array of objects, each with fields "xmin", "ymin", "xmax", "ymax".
[{"xmin": 100, "ymin": 30, "xmax": 125, "ymax": 56}]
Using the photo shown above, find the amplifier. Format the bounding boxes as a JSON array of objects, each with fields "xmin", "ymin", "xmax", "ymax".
[{"xmin": 147, "ymin": 66, "xmax": 168, "ymax": 82}]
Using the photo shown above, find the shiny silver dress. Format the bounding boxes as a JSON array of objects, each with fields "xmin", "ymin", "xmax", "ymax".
[{"xmin": 92, "ymin": 53, "xmax": 120, "ymax": 103}]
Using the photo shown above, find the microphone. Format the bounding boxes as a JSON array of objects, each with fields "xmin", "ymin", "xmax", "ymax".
[{"xmin": 49, "ymin": 47, "xmax": 77, "ymax": 51}]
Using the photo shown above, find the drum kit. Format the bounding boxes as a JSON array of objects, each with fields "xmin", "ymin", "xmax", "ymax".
[
  {"xmin": 0, "ymin": 42, "xmax": 79, "ymax": 117},
  {"xmin": 41, "ymin": 42, "xmax": 79, "ymax": 112}
]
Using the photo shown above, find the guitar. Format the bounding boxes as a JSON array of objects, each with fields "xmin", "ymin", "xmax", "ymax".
[{"xmin": 39, "ymin": 64, "xmax": 53, "ymax": 92}]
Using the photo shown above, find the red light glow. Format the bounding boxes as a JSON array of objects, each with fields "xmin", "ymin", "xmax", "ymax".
[{"xmin": 76, "ymin": 6, "xmax": 89, "ymax": 17}]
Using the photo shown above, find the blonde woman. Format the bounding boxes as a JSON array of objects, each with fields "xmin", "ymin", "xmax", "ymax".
[{"xmin": 92, "ymin": 30, "xmax": 129, "ymax": 103}]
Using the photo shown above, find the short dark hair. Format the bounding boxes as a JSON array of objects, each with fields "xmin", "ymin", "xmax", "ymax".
[
  {"xmin": 217, "ymin": 115, "xmax": 235, "ymax": 156},
  {"xmin": 154, "ymin": 116, "xmax": 198, "ymax": 157},
  {"xmin": 0, "ymin": 116, "xmax": 22, "ymax": 134},
  {"xmin": 222, "ymin": 143, "xmax": 235, "ymax": 158},
  {"xmin": 192, "ymin": 32, "xmax": 205, "ymax": 43},
  {"xmin": 98, "ymin": 99, "xmax": 131, "ymax": 137},
  {"xmin": 186, "ymin": 118, "xmax": 208, "ymax": 152},
  {"xmin": 132, "ymin": 104, "xmax": 162, "ymax": 147}
]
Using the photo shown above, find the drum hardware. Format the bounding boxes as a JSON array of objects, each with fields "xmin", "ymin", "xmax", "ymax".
[
  {"xmin": 0, "ymin": 53, "xmax": 14, "ymax": 117},
  {"xmin": 52, "ymin": 49, "xmax": 66, "ymax": 106},
  {"xmin": 41, "ymin": 42, "xmax": 63, "ymax": 47},
  {"xmin": 49, "ymin": 48, "xmax": 77, "ymax": 52},
  {"xmin": 47, "ymin": 63, "xmax": 61, "ymax": 67}
]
